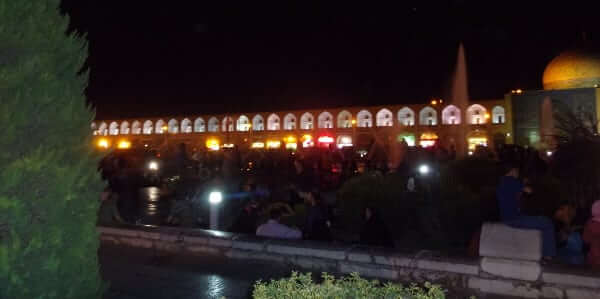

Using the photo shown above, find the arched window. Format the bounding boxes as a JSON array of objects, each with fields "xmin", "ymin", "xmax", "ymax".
[
  {"xmin": 356, "ymin": 110, "xmax": 372, "ymax": 128},
  {"xmin": 419, "ymin": 107, "xmax": 438, "ymax": 126},
  {"xmin": 109, "ymin": 121, "xmax": 119, "ymax": 135},
  {"xmin": 237, "ymin": 115, "xmax": 250, "ymax": 131},
  {"xmin": 267, "ymin": 114, "xmax": 280, "ymax": 130},
  {"xmin": 222, "ymin": 116, "xmax": 234, "ymax": 132},
  {"xmin": 91, "ymin": 122, "xmax": 98, "ymax": 135},
  {"xmin": 194, "ymin": 117, "xmax": 205, "ymax": 132},
  {"xmin": 120, "ymin": 121, "xmax": 130, "ymax": 134},
  {"xmin": 181, "ymin": 118, "xmax": 192, "ymax": 133},
  {"xmin": 492, "ymin": 106, "xmax": 506, "ymax": 124},
  {"xmin": 318, "ymin": 111, "xmax": 334, "ymax": 128},
  {"xmin": 143, "ymin": 120, "xmax": 153, "ymax": 134},
  {"xmin": 131, "ymin": 121, "xmax": 141, "ymax": 134},
  {"xmin": 337, "ymin": 110, "xmax": 353, "ymax": 128},
  {"xmin": 441, "ymin": 105, "xmax": 461, "ymax": 125},
  {"xmin": 376, "ymin": 108, "xmax": 393, "ymax": 127},
  {"xmin": 397, "ymin": 107, "xmax": 415, "ymax": 126},
  {"xmin": 208, "ymin": 117, "xmax": 219, "ymax": 132},
  {"xmin": 284, "ymin": 113, "xmax": 297, "ymax": 130},
  {"xmin": 466, "ymin": 104, "xmax": 488, "ymax": 124},
  {"xmin": 155, "ymin": 119, "xmax": 166, "ymax": 134},
  {"xmin": 252, "ymin": 115, "xmax": 264, "ymax": 131},
  {"xmin": 300, "ymin": 112, "xmax": 314, "ymax": 130},
  {"xmin": 168, "ymin": 119, "xmax": 179, "ymax": 133},
  {"xmin": 98, "ymin": 122, "xmax": 108, "ymax": 135}
]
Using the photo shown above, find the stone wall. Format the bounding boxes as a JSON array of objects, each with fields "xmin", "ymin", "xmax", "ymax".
[{"xmin": 98, "ymin": 225, "xmax": 600, "ymax": 299}]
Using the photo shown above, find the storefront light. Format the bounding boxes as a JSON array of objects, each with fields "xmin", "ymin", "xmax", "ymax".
[
  {"xmin": 266, "ymin": 140, "xmax": 281, "ymax": 149},
  {"xmin": 251, "ymin": 142, "xmax": 265, "ymax": 149},
  {"xmin": 117, "ymin": 140, "xmax": 131, "ymax": 149},
  {"xmin": 206, "ymin": 139, "xmax": 220, "ymax": 151},
  {"xmin": 97, "ymin": 138, "xmax": 110, "ymax": 149}
]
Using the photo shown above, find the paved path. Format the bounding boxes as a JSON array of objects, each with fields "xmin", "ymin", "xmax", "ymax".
[{"xmin": 100, "ymin": 245, "xmax": 293, "ymax": 299}]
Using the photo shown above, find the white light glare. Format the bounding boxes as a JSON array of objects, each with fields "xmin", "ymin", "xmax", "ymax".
[
  {"xmin": 209, "ymin": 191, "xmax": 223, "ymax": 205},
  {"xmin": 418, "ymin": 164, "xmax": 430, "ymax": 175},
  {"xmin": 546, "ymin": 151, "xmax": 553, "ymax": 157},
  {"xmin": 148, "ymin": 161, "xmax": 159, "ymax": 171}
]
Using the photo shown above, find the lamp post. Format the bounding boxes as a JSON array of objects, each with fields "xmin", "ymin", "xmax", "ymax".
[
  {"xmin": 351, "ymin": 119, "xmax": 357, "ymax": 149},
  {"xmin": 208, "ymin": 191, "xmax": 223, "ymax": 230}
]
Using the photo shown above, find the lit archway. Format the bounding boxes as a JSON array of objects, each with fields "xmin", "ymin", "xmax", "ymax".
[
  {"xmin": 284, "ymin": 113, "xmax": 297, "ymax": 130},
  {"xmin": 356, "ymin": 110, "xmax": 372, "ymax": 127},
  {"xmin": 337, "ymin": 110, "xmax": 353, "ymax": 128},
  {"xmin": 318, "ymin": 111, "xmax": 334, "ymax": 128},
  {"xmin": 143, "ymin": 120, "xmax": 153, "ymax": 134},
  {"xmin": 237, "ymin": 115, "xmax": 250, "ymax": 131},
  {"xmin": 222, "ymin": 116, "xmax": 234, "ymax": 132},
  {"xmin": 91, "ymin": 122, "xmax": 98, "ymax": 135},
  {"xmin": 376, "ymin": 108, "xmax": 393, "ymax": 127},
  {"xmin": 109, "ymin": 121, "xmax": 119, "ymax": 135},
  {"xmin": 98, "ymin": 122, "xmax": 108, "ymax": 135},
  {"xmin": 181, "ymin": 118, "xmax": 192, "ymax": 133},
  {"xmin": 155, "ymin": 119, "xmax": 166, "ymax": 134},
  {"xmin": 419, "ymin": 107, "xmax": 438, "ymax": 126},
  {"xmin": 194, "ymin": 117, "xmax": 205, "ymax": 132},
  {"xmin": 492, "ymin": 106, "xmax": 505, "ymax": 124},
  {"xmin": 441, "ymin": 105, "xmax": 461, "ymax": 125},
  {"xmin": 208, "ymin": 117, "xmax": 219, "ymax": 132},
  {"xmin": 168, "ymin": 119, "xmax": 179, "ymax": 133},
  {"xmin": 466, "ymin": 104, "xmax": 488, "ymax": 124},
  {"xmin": 397, "ymin": 107, "xmax": 415, "ymax": 126},
  {"xmin": 120, "ymin": 121, "xmax": 130, "ymax": 134},
  {"xmin": 300, "ymin": 112, "xmax": 314, "ymax": 130},
  {"xmin": 267, "ymin": 113, "xmax": 280, "ymax": 130},
  {"xmin": 252, "ymin": 115, "xmax": 264, "ymax": 131},
  {"xmin": 131, "ymin": 121, "xmax": 141, "ymax": 134}
]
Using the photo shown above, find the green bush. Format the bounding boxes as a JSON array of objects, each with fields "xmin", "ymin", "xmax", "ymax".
[
  {"xmin": 253, "ymin": 272, "xmax": 446, "ymax": 299},
  {"xmin": 0, "ymin": 1, "xmax": 103, "ymax": 298}
]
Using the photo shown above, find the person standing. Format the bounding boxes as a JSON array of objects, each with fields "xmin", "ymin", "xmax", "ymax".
[
  {"xmin": 360, "ymin": 206, "xmax": 393, "ymax": 247},
  {"xmin": 299, "ymin": 188, "xmax": 332, "ymax": 241},
  {"xmin": 583, "ymin": 200, "xmax": 600, "ymax": 269},
  {"xmin": 496, "ymin": 163, "xmax": 556, "ymax": 259}
]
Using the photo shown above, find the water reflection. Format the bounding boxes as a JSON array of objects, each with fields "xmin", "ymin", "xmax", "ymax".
[
  {"xmin": 206, "ymin": 275, "xmax": 225, "ymax": 298},
  {"xmin": 137, "ymin": 187, "xmax": 170, "ymax": 225}
]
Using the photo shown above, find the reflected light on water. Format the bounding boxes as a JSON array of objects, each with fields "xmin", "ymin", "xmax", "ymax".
[{"xmin": 207, "ymin": 275, "xmax": 225, "ymax": 297}]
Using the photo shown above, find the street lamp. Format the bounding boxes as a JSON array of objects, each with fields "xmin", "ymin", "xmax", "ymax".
[
  {"xmin": 418, "ymin": 164, "xmax": 430, "ymax": 175},
  {"xmin": 208, "ymin": 191, "xmax": 223, "ymax": 230}
]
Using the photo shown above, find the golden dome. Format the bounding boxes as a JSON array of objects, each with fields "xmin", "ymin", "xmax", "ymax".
[{"xmin": 542, "ymin": 50, "xmax": 600, "ymax": 90}]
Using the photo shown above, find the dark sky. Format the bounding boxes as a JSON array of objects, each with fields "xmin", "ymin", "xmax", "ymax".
[{"xmin": 62, "ymin": 1, "xmax": 600, "ymax": 120}]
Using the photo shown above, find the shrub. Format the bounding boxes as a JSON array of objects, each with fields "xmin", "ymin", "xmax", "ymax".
[
  {"xmin": 252, "ymin": 272, "xmax": 446, "ymax": 299},
  {"xmin": 0, "ymin": 1, "xmax": 103, "ymax": 298}
]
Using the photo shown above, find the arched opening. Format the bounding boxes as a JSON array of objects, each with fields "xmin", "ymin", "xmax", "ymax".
[
  {"xmin": 155, "ymin": 119, "xmax": 166, "ymax": 134},
  {"xmin": 397, "ymin": 107, "xmax": 415, "ymax": 126},
  {"xmin": 208, "ymin": 117, "xmax": 219, "ymax": 132},
  {"xmin": 120, "ymin": 121, "xmax": 130, "ymax": 134},
  {"xmin": 267, "ymin": 114, "xmax": 280, "ymax": 130},
  {"xmin": 492, "ymin": 106, "xmax": 505, "ymax": 124},
  {"xmin": 376, "ymin": 108, "xmax": 393, "ymax": 127},
  {"xmin": 98, "ymin": 122, "xmax": 108, "ymax": 135},
  {"xmin": 318, "ymin": 111, "xmax": 334, "ymax": 128},
  {"xmin": 91, "ymin": 122, "xmax": 98, "ymax": 135},
  {"xmin": 441, "ymin": 105, "xmax": 461, "ymax": 125},
  {"xmin": 181, "ymin": 118, "xmax": 192, "ymax": 133},
  {"xmin": 131, "ymin": 121, "xmax": 141, "ymax": 134},
  {"xmin": 222, "ymin": 116, "xmax": 234, "ymax": 132},
  {"xmin": 466, "ymin": 104, "xmax": 488, "ymax": 124},
  {"xmin": 237, "ymin": 115, "xmax": 250, "ymax": 131},
  {"xmin": 356, "ymin": 110, "xmax": 372, "ymax": 128},
  {"xmin": 467, "ymin": 130, "xmax": 488, "ymax": 153},
  {"xmin": 337, "ymin": 110, "xmax": 353, "ymax": 128},
  {"xmin": 109, "ymin": 121, "xmax": 119, "ymax": 135},
  {"xmin": 168, "ymin": 119, "xmax": 179, "ymax": 133},
  {"xmin": 419, "ymin": 106, "xmax": 438, "ymax": 126},
  {"xmin": 300, "ymin": 112, "xmax": 314, "ymax": 130},
  {"xmin": 143, "ymin": 120, "xmax": 153, "ymax": 134},
  {"xmin": 194, "ymin": 117, "xmax": 205, "ymax": 132},
  {"xmin": 284, "ymin": 113, "xmax": 297, "ymax": 130},
  {"xmin": 252, "ymin": 115, "xmax": 264, "ymax": 131}
]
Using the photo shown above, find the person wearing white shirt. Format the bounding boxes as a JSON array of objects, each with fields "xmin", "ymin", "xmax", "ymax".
[{"xmin": 256, "ymin": 209, "xmax": 302, "ymax": 240}]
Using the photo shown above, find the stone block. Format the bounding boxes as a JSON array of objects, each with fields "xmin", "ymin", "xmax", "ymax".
[
  {"xmin": 417, "ymin": 259, "xmax": 479, "ymax": 275},
  {"xmin": 232, "ymin": 240, "xmax": 264, "ymax": 251},
  {"xmin": 208, "ymin": 237, "xmax": 232, "ymax": 248},
  {"xmin": 339, "ymin": 261, "xmax": 398, "ymax": 280},
  {"xmin": 138, "ymin": 231, "xmax": 161, "ymax": 240},
  {"xmin": 481, "ymin": 257, "xmax": 541, "ymax": 281},
  {"xmin": 565, "ymin": 288, "xmax": 600, "ymax": 299},
  {"xmin": 374, "ymin": 255, "xmax": 412, "ymax": 267},
  {"xmin": 348, "ymin": 253, "xmax": 372, "ymax": 263},
  {"xmin": 266, "ymin": 244, "xmax": 346, "ymax": 260},
  {"xmin": 226, "ymin": 249, "xmax": 287, "ymax": 263},
  {"xmin": 185, "ymin": 235, "xmax": 208, "ymax": 245},
  {"xmin": 541, "ymin": 286, "xmax": 564, "ymax": 299},
  {"xmin": 120, "ymin": 237, "xmax": 153, "ymax": 249},
  {"xmin": 479, "ymin": 222, "xmax": 542, "ymax": 261},
  {"xmin": 159, "ymin": 233, "xmax": 182, "ymax": 243},
  {"xmin": 292, "ymin": 257, "xmax": 337, "ymax": 272},
  {"xmin": 186, "ymin": 245, "xmax": 221, "ymax": 255},
  {"xmin": 468, "ymin": 277, "xmax": 540, "ymax": 298},
  {"xmin": 543, "ymin": 272, "xmax": 600, "ymax": 288},
  {"xmin": 99, "ymin": 227, "xmax": 138, "ymax": 238}
]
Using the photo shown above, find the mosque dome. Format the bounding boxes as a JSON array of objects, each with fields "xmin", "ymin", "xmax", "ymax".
[{"xmin": 542, "ymin": 49, "xmax": 600, "ymax": 90}]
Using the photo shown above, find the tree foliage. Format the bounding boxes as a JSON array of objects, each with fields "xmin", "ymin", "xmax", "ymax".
[{"xmin": 0, "ymin": 1, "xmax": 103, "ymax": 298}]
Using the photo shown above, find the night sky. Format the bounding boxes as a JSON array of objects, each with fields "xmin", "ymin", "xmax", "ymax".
[{"xmin": 62, "ymin": 1, "xmax": 600, "ymax": 120}]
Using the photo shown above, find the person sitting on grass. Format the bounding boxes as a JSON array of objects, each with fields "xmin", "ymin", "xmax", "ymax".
[
  {"xmin": 256, "ymin": 209, "xmax": 302, "ymax": 240},
  {"xmin": 496, "ymin": 162, "xmax": 556, "ymax": 260}
]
